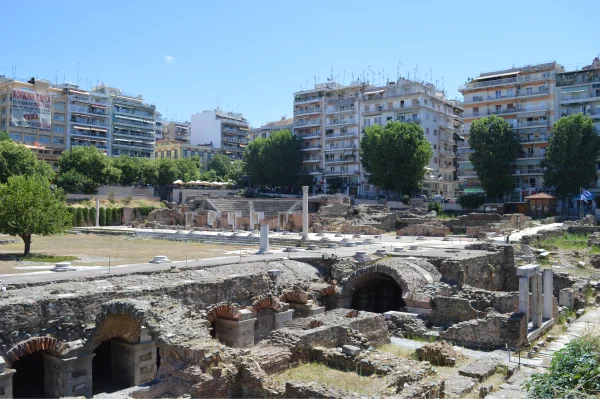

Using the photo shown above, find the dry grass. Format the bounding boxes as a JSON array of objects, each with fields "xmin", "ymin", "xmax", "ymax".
[
  {"xmin": 0, "ymin": 234, "xmax": 257, "ymax": 274},
  {"xmin": 462, "ymin": 369, "xmax": 507, "ymax": 399},
  {"xmin": 273, "ymin": 363, "xmax": 388, "ymax": 395},
  {"xmin": 69, "ymin": 198, "xmax": 165, "ymax": 209},
  {"xmin": 377, "ymin": 343, "xmax": 417, "ymax": 360}
]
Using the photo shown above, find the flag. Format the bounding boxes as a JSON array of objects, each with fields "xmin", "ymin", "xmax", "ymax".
[
  {"xmin": 583, "ymin": 189, "xmax": 592, "ymax": 197},
  {"xmin": 580, "ymin": 194, "xmax": 589, "ymax": 203}
]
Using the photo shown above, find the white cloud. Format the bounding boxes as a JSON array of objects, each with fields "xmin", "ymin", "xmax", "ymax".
[{"xmin": 164, "ymin": 55, "xmax": 174, "ymax": 63}]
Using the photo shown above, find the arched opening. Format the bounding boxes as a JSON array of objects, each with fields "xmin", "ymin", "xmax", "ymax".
[
  {"xmin": 11, "ymin": 351, "xmax": 45, "ymax": 398},
  {"xmin": 92, "ymin": 340, "xmax": 128, "ymax": 395},
  {"xmin": 254, "ymin": 309, "xmax": 275, "ymax": 344},
  {"xmin": 351, "ymin": 273, "xmax": 406, "ymax": 313}
]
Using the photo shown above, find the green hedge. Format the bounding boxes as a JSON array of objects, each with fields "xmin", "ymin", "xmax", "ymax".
[
  {"xmin": 457, "ymin": 195, "xmax": 485, "ymax": 210},
  {"xmin": 89, "ymin": 208, "xmax": 96, "ymax": 225},
  {"xmin": 99, "ymin": 207, "xmax": 106, "ymax": 226}
]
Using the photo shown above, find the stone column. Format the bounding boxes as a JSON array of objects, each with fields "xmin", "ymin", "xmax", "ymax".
[
  {"xmin": 0, "ymin": 358, "xmax": 16, "ymax": 399},
  {"xmin": 184, "ymin": 211, "xmax": 195, "ymax": 228},
  {"xmin": 531, "ymin": 273, "xmax": 543, "ymax": 328},
  {"xmin": 96, "ymin": 197, "xmax": 100, "ymax": 227},
  {"xmin": 518, "ymin": 277, "xmax": 530, "ymax": 325},
  {"xmin": 257, "ymin": 223, "xmax": 271, "ymax": 254},
  {"xmin": 543, "ymin": 269, "xmax": 554, "ymax": 320},
  {"xmin": 302, "ymin": 186, "xmax": 309, "ymax": 240},
  {"xmin": 274, "ymin": 309, "xmax": 294, "ymax": 329},
  {"xmin": 214, "ymin": 310, "xmax": 256, "ymax": 348},
  {"xmin": 110, "ymin": 340, "xmax": 157, "ymax": 387},
  {"xmin": 42, "ymin": 352, "xmax": 95, "ymax": 399}
]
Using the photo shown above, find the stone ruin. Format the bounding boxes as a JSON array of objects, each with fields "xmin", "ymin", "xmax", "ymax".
[{"xmin": 0, "ymin": 238, "xmax": 592, "ymax": 398}]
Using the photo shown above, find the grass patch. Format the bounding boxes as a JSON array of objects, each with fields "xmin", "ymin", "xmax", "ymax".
[
  {"xmin": 437, "ymin": 213, "xmax": 456, "ymax": 220},
  {"xmin": 377, "ymin": 343, "xmax": 417, "ymax": 360},
  {"xmin": 22, "ymin": 254, "xmax": 78, "ymax": 263},
  {"xmin": 538, "ymin": 232, "xmax": 591, "ymax": 251},
  {"xmin": 273, "ymin": 363, "xmax": 387, "ymax": 395}
]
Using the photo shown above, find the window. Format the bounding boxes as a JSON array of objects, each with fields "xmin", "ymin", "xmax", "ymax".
[
  {"xmin": 426, "ymin": 112, "xmax": 430, "ymax": 120},
  {"xmin": 1, "ymin": 95, "xmax": 6, "ymax": 103},
  {"xmin": 424, "ymin": 99, "xmax": 428, "ymax": 105},
  {"xmin": 54, "ymin": 114, "xmax": 65, "ymax": 121},
  {"xmin": 526, "ymin": 87, "xmax": 532, "ymax": 95},
  {"xmin": 473, "ymin": 106, "xmax": 479, "ymax": 116},
  {"xmin": 434, "ymin": 144, "xmax": 437, "ymax": 149},
  {"xmin": 1, "ymin": 108, "xmax": 5, "ymax": 115},
  {"xmin": 364, "ymin": 105, "xmax": 370, "ymax": 112},
  {"xmin": 400, "ymin": 100, "xmax": 405, "ymax": 107},
  {"xmin": 38, "ymin": 136, "xmax": 51, "ymax": 144},
  {"xmin": 54, "ymin": 102, "xmax": 65, "ymax": 110},
  {"xmin": 434, "ymin": 157, "xmax": 438, "ymax": 163},
  {"xmin": 1, "ymin": 120, "xmax": 5, "ymax": 129},
  {"xmin": 24, "ymin": 135, "xmax": 36, "ymax": 143},
  {"xmin": 53, "ymin": 126, "xmax": 64, "ymax": 133},
  {"xmin": 426, "ymin": 127, "xmax": 430, "ymax": 134},
  {"xmin": 52, "ymin": 137, "xmax": 64, "ymax": 145},
  {"xmin": 387, "ymin": 116, "xmax": 392, "ymax": 121},
  {"xmin": 9, "ymin": 133, "xmax": 21, "ymax": 141},
  {"xmin": 434, "ymin": 129, "xmax": 437, "ymax": 136},
  {"xmin": 495, "ymin": 90, "xmax": 501, "ymax": 98}
]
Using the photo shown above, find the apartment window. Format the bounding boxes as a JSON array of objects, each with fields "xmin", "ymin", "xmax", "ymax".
[
  {"xmin": 374, "ymin": 117, "xmax": 381, "ymax": 125},
  {"xmin": 433, "ymin": 144, "xmax": 437, "ymax": 149},
  {"xmin": 387, "ymin": 116, "xmax": 392, "ymax": 121},
  {"xmin": 54, "ymin": 114, "xmax": 65, "ymax": 121},
  {"xmin": 166, "ymin": 150, "xmax": 171, "ymax": 158},
  {"xmin": 1, "ymin": 108, "xmax": 5, "ymax": 115},
  {"xmin": 473, "ymin": 106, "xmax": 479, "ymax": 115},
  {"xmin": 527, "ymin": 147, "xmax": 534, "ymax": 155},
  {"xmin": 434, "ymin": 129, "xmax": 437, "ymax": 136},
  {"xmin": 54, "ymin": 102, "xmax": 65, "ymax": 110},
  {"xmin": 400, "ymin": 100, "xmax": 405, "ymax": 107},
  {"xmin": 24, "ymin": 135, "xmax": 36, "ymax": 143},
  {"xmin": 9, "ymin": 133, "xmax": 21, "ymax": 141},
  {"xmin": 1, "ymin": 120, "xmax": 5, "ymax": 129},
  {"xmin": 426, "ymin": 112, "xmax": 430, "ymax": 120},
  {"xmin": 507, "ymin": 88, "xmax": 514, "ymax": 97},
  {"xmin": 38, "ymin": 136, "xmax": 51, "ymax": 144},
  {"xmin": 412, "ymin": 114, "xmax": 417, "ymax": 120},
  {"xmin": 495, "ymin": 90, "xmax": 501, "ymax": 99},
  {"xmin": 526, "ymin": 87, "xmax": 532, "ymax": 95},
  {"xmin": 1, "ymin": 95, "xmax": 6, "ymax": 103},
  {"xmin": 363, "ymin": 118, "xmax": 370, "ymax": 126},
  {"xmin": 434, "ymin": 157, "xmax": 438, "ymax": 163},
  {"xmin": 426, "ymin": 127, "xmax": 430, "ymax": 134},
  {"xmin": 364, "ymin": 105, "xmax": 370, "ymax": 112},
  {"xmin": 53, "ymin": 126, "xmax": 64, "ymax": 133},
  {"xmin": 495, "ymin": 105, "xmax": 501, "ymax": 114},
  {"xmin": 52, "ymin": 137, "xmax": 64, "ymax": 145}
]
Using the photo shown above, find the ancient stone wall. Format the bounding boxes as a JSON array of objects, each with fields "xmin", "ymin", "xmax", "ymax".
[
  {"xmin": 396, "ymin": 224, "xmax": 450, "ymax": 237},
  {"xmin": 430, "ymin": 297, "xmax": 487, "ymax": 327},
  {"xmin": 439, "ymin": 312, "xmax": 527, "ymax": 349}
]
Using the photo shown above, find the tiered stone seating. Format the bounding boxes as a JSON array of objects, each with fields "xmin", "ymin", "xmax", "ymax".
[{"xmin": 252, "ymin": 200, "xmax": 301, "ymax": 216}]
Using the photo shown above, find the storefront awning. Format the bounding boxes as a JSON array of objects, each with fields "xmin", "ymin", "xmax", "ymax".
[
  {"xmin": 473, "ymin": 71, "xmax": 518, "ymax": 81},
  {"xmin": 464, "ymin": 188, "xmax": 485, "ymax": 193},
  {"xmin": 561, "ymin": 86, "xmax": 587, "ymax": 93},
  {"xmin": 73, "ymin": 125, "xmax": 91, "ymax": 130}
]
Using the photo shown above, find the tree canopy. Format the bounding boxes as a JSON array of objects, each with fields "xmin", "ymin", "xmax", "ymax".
[
  {"xmin": 0, "ymin": 130, "xmax": 11, "ymax": 142},
  {"xmin": 57, "ymin": 146, "xmax": 120, "ymax": 193},
  {"xmin": 0, "ymin": 175, "xmax": 72, "ymax": 255},
  {"xmin": 243, "ymin": 130, "xmax": 303, "ymax": 187},
  {"xmin": 0, "ymin": 140, "xmax": 54, "ymax": 184},
  {"xmin": 542, "ymin": 114, "xmax": 600, "ymax": 199},
  {"xmin": 360, "ymin": 121, "xmax": 432, "ymax": 194},
  {"xmin": 111, "ymin": 155, "xmax": 144, "ymax": 186},
  {"xmin": 207, "ymin": 154, "xmax": 232, "ymax": 179},
  {"xmin": 468, "ymin": 115, "xmax": 521, "ymax": 197}
]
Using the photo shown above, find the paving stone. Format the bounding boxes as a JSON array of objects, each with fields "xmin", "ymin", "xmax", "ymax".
[
  {"xmin": 459, "ymin": 357, "xmax": 500, "ymax": 381},
  {"xmin": 445, "ymin": 375, "xmax": 477, "ymax": 398},
  {"xmin": 342, "ymin": 344, "xmax": 361, "ymax": 356}
]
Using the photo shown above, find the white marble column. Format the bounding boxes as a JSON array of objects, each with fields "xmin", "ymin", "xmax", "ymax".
[
  {"xmin": 302, "ymin": 186, "xmax": 309, "ymax": 239},
  {"xmin": 531, "ymin": 273, "xmax": 543, "ymax": 328},
  {"xmin": 543, "ymin": 269, "xmax": 554, "ymax": 320},
  {"xmin": 519, "ymin": 276, "xmax": 530, "ymax": 325},
  {"xmin": 95, "ymin": 197, "xmax": 100, "ymax": 227},
  {"xmin": 257, "ymin": 223, "xmax": 271, "ymax": 254}
]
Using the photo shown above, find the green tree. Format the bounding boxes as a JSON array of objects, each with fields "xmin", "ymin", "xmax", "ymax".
[
  {"xmin": 243, "ymin": 130, "xmax": 303, "ymax": 187},
  {"xmin": 89, "ymin": 208, "xmax": 96, "ymax": 226},
  {"xmin": 0, "ymin": 176, "xmax": 72, "ymax": 255},
  {"xmin": 207, "ymin": 154, "xmax": 232, "ymax": 179},
  {"xmin": 0, "ymin": 140, "xmax": 42, "ymax": 183},
  {"xmin": 542, "ymin": 114, "xmax": 600, "ymax": 204},
  {"xmin": 468, "ymin": 116, "xmax": 521, "ymax": 198},
  {"xmin": 57, "ymin": 146, "xmax": 121, "ymax": 193},
  {"xmin": 75, "ymin": 208, "xmax": 83, "ymax": 227},
  {"xmin": 99, "ymin": 207, "xmax": 106, "ymax": 226},
  {"xmin": 111, "ymin": 155, "xmax": 143, "ymax": 186},
  {"xmin": 360, "ymin": 121, "xmax": 433, "ymax": 194},
  {"xmin": 0, "ymin": 131, "xmax": 11, "ymax": 141},
  {"xmin": 326, "ymin": 177, "xmax": 344, "ymax": 193},
  {"xmin": 82, "ymin": 207, "xmax": 90, "ymax": 225},
  {"xmin": 174, "ymin": 156, "xmax": 201, "ymax": 182}
]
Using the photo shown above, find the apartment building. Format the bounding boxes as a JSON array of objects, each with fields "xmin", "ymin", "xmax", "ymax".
[
  {"xmin": 0, "ymin": 76, "xmax": 66, "ymax": 167},
  {"xmin": 162, "ymin": 120, "xmax": 191, "ymax": 144},
  {"xmin": 91, "ymin": 85, "xmax": 156, "ymax": 158},
  {"xmin": 293, "ymin": 78, "xmax": 463, "ymax": 197},
  {"xmin": 250, "ymin": 117, "xmax": 293, "ymax": 141},
  {"xmin": 155, "ymin": 112, "xmax": 164, "ymax": 141},
  {"xmin": 458, "ymin": 62, "xmax": 563, "ymax": 201},
  {"xmin": 60, "ymin": 85, "xmax": 111, "ymax": 154},
  {"xmin": 155, "ymin": 140, "xmax": 218, "ymax": 170},
  {"xmin": 191, "ymin": 109, "xmax": 249, "ymax": 160}
]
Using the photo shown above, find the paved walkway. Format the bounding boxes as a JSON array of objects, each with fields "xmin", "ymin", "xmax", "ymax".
[
  {"xmin": 538, "ymin": 306, "xmax": 600, "ymax": 358},
  {"xmin": 490, "ymin": 222, "xmax": 563, "ymax": 243}
]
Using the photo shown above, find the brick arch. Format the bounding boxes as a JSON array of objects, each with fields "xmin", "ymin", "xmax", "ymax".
[
  {"xmin": 3, "ymin": 337, "xmax": 65, "ymax": 367},
  {"xmin": 280, "ymin": 290, "xmax": 308, "ymax": 304},
  {"xmin": 320, "ymin": 285, "xmax": 338, "ymax": 297},
  {"xmin": 205, "ymin": 302, "xmax": 243, "ymax": 324},
  {"xmin": 341, "ymin": 264, "xmax": 415, "ymax": 296},
  {"xmin": 251, "ymin": 295, "xmax": 282, "ymax": 314}
]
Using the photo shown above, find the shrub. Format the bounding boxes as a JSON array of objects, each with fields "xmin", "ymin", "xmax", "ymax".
[
  {"xmin": 525, "ymin": 335, "xmax": 600, "ymax": 398},
  {"xmin": 113, "ymin": 208, "xmax": 121, "ymax": 225},
  {"xmin": 75, "ymin": 208, "xmax": 83, "ymax": 227},
  {"xmin": 82, "ymin": 207, "xmax": 90, "ymax": 225},
  {"xmin": 89, "ymin": 208, "xmax": 96, "ymax": 225},
  {"xmin": 138, "ymin": 206, "xmax": 153, "ymax": 216},
  {"xmin": 401, "ymin": 195, "xmax": 411, "ymax": 206},
  {"xmin": 427, "ymin": 201, "xmax": 443, "ymax": 215},
  {"xmin": 457, "ymin": 195, "xmax": 485, "ymax": 210},
  {"xmin": 99, "ymin": 207, "xmax": 106, "ymax": 226}
]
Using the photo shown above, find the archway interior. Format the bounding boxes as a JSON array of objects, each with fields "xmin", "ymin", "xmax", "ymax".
[
  {"xmin": 351, "ymin": 273, "xmax": 406, "ymax": 313},
  {"xmin": 92, "ymin": 340, "xmax": 128, "ymax": 395},
  {"xmin": 254, "ymin": 309, "xmax": 275, "ymax": 344},
  {"xmin": 11, "ymin": 351, "xmax": 45, "ymax": 398}
]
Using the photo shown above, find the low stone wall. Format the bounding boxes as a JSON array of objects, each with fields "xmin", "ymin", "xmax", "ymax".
[
  {"xmin": 396, "ymin": 224, "xmax": 450, "ymax": 237},
  {"xmin": 430, "ymin": 297, "xmax": 487, "ymax": 328},
  {"xmin": 440, "ymin": 312, "xmax": 527, "ymax": 349}
]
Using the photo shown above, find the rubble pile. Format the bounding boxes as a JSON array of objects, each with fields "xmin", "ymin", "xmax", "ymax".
[{"xmin": 415, "ymin": 341, "xmax": 460, "ymax": 366}]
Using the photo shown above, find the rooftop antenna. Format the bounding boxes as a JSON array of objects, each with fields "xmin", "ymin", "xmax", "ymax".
[
  {"xmin": 217, "ymin": 96, "xmax": 219, "ymax": 109},
  {"xmin": 314, "ymin": 76, "xmax": 316, "ymax": 86},
  {"xmin": 77, "ymin": 63, "xmax": 80, "ymax": 86}
]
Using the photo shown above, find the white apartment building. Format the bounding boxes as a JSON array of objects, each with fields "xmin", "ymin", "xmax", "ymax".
[
  {"xmin": 250, "ymin": 117, "xmax": 293, "ymax": 141},
  {"xmin": 91, "ymin": 85, "xmax": 156, "ymax": 158},
  {"xmin": 61, "ymin": 85, "xmax": 111, "ymax": 154},
  {"xmin": 293, "ymin": 79, "xmax": 463, "ymax": 197},
  {"xmin": 191, "ymin": 109, "xmax": 249, "ymax": 160},
  {"xmin": 458, "ymin": 62, "xmax": 563, "ymax": 201}
]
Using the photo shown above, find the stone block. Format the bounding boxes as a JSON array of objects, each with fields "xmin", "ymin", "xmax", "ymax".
[
  {"xmin": 459, "ymin": 357, "xmax": 500, "ymax": 382},
  {"xmin": 516, "ymin": 264, "xmax": 539, "ymax": 278},
  {"xmin": 559, "ymin": 288, "xmax": 574, "ymax": 308},
  {"xmin": 341, "ymin": 345, "xmax": 361, "ymax": 356},
  {"xmin": 445, "ymin": 375, "xmax": 477, "ymax": 398}
]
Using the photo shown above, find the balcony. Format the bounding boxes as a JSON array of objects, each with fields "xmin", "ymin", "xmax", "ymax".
[
  {"xmin": 517, "ymin": 87, "xmax": 549, "ymax": 98},
  {"xmin": 224, "ymin": 145, "xmax": 244, "ymax": 152},
  {"xmin": 113, "ymin": 108, "xmax": 154, "ymax": 119},
  {"xmin": 303, "ymin": 156, "xmax": 321, "ymax": 163},
  {"xmin": 326, "ymin": 107, "xmax": 355, "ymax": 115},
  {"xmin": 112, "ymin": 141, "xmax": 154, "ymax": 150},
  {"xmin": 224, "ymin": 136, "xmax": 249, "ymax": 144},
  {"xmin": 294, "ymin": 107, "xmax": 321, "ymax": 116},
  {"xmin": 300, "ymin": 144, "xmax": 322, "ymax": 151},
  {"xmin": 295, "ymin": 132, "xmax": 322, "ymax": 140},
  {"xmin": 294, "ymin": 119, "xmax": 322, "ymax": 128},
  {"xmin": 439, "ymin": 149, "xmax": 456, "ymax": 158},
  {"xmin": 460, "ymin": 76, "xmax": 518, "ymax": 91},
  {"xmin": 113, "ymin": 129, "xmax": 154, "ymax": 140},
  {"xmin": 516, "ymin": 120, "xmax": 549, "ymax": 129},
  {"xmin": 294, "ymin": 96, "xmax": 322, "ymax": 104},
  {"xmin": 325, "ymin": 130, "xmax": 358, "ymax": 140},
  {"xmin": 70, "ymin": 129, "xmax": 107, "ymax": 139},
  {"xmin": 324, "ymin": 144, "xmax": 356, "ymax": 151},
  {"xmin": 560, "ymin": 92, "xmax": 600, "ymax": 104},
  {"xmin": 71, "ymin": 117, "xmax": 109, "ymax": 128},
  {"xmin": 325, "ymin": 156, "xmax": 358, "ymax": 164},
  {"xmin": 457, "ymin": 170, "xmax": 476, "ymax": 177},
  {"xmin": 223, "ymin": 127, "xmax": 248, "ymax": 135},
  {"xmin": 71, "ymin": 141, "xmax": 107, "ymax": 150},
  {"xmin": 512, "ymin": 169, "xmax": 543, "ymax": 175},
  {"xmin": 113, "ymin": 118, "xmax": 154, "ymax": 130},
  {"xmin": 519, "ymin": 135, "xmax": 549, "ymax": 143},
  {"xmin": 70, "ymin": 106, "xmax": 108, "ymax": 117},
  {"xmin": 326, "ymin": 119, "xmax": 356, "ymax": 127},
  {"xmin": 518, "ymin": 153, "xmax": 544, "ymax": 159},
  {"xmin": 395, "ymin": 117, "xmax": 421, "ymax": 124},
  {"xmin": 325, "ymin": 170, "xmax": 359, "ymax": 176}
]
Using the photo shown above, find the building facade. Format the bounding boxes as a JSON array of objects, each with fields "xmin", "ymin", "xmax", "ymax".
[
  {"xmin": 91, "ymin": 85, "xmax": 156, "ymax": 158},
  {"xmin": 0, "ymin": 76, "xmax": 66, "ymax": 167},
  {"xmin": 250, "ymin": 117, "xmax": 293, "ymax": 141},
  {"xmin": 458, "ymin": 62, "xmax": 563, "ymax": 201},
  {"xmin": 162, "ymin": 120, "xmax": 191, "ymax": 144},
  {"xmin": 191, "ymin": 109, "xmax": 249, "ymax": 160},
  {"xmin": 155, "ymin": 112, "xmax": 164, "ymax": 141},
  {"xmin": 154, "ymin": 140, "xmax": 218, "ymax": 171},
  {"xmin": 293, "ymin": 79, "xmax": 463, "ymax": 197}
]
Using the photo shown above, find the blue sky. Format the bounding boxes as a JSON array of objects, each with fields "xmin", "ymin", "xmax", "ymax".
[{"xmin": 1, "ymin": 0, "xmax": 597, "ymax": 127}]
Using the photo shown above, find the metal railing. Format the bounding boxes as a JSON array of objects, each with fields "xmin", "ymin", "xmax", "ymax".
[
  {"xmin": 294, "ymin": 107, "xmax": 321, "ymax": 116},
  {"xmin": 294, "ymin": 96, "xmax": 322, "ymax": 104},
  {"xmin": 325, "ymin": 144, "xmax": 356, "ymax": 150},
  {"xmin": 294, "ymin": 120, "xmax": 322, "ymax": 127}
]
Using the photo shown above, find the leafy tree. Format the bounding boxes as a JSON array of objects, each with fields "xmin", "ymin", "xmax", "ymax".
[
  {"xmin": 542, "ymin": 114, "xmax": 600, "ymax": 203},
  {"xmin": 174, "ymin": 156, "xmax": 201, "ymax": 182},
  {"xmin": 526, "ymin": 335, "xmax": 600, "ymax": 398},
  {"xmin": 243, "ymin": 130, "xmax": 303, "ymax": 187},
  {"xmin": 360, "ymin": 121, "xmax": 433, "ymax": 194},
  {"xmin": 99, "ymin": 207, "xmax": 106, "ymax": 226},
  {"xmin": 468, "ymin": 116, "xmax": 521, "ymax": 198},
  {"xmin": 428, "ymin": 201, "xmax": 443, "ymax": 215},
  {"xmin": 457, "ymin": 195, "xmax": 485, "ymax": 210},
  {"xmin": 0, "ymin": 131, "xmax": 11, "ymax": 141},
  {"xmin": 89, "ymin": 207, "xmax": 96, "ymax": 226},
  {"xmin": 82, "ymin": 207, "xmax": 90, "ymax": 225},
  {"xmin": 0, "ymin": 175, "xmax": 72, "ymax": 256},
  {"xmin": 200, "ymin": 169, "xmax": 219, "ymax": 182},
  {"xmin": 57, "ymin": 146, "xmax": 121, "ymax": 193},
  {"xmin": 401, "ymin": 195, "xmax": 411, "ymax": 206},
  {"xmin": 111, "ymin": 156, "xmax": 143, "ymax": 186},
  {"xmin": 0, "ymin": 140, "xmax": 43, "ymax": 183},
  {"xmin": 34, "ymin": 161, "xmax": 55, "ymax": 182},
  {"xmin": 326, "ymin": 177, "xmax": 344, "ymax": 193},
  {"xmin": 207, "ymin": 154, "xmax": 232, "ymax": 179},
  {"xmin": 229, "ymin": 159, "xmax": 244, "ymax": 183}
]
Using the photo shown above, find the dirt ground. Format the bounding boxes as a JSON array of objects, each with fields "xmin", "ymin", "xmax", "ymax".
[{"xmin": 0, "ymin": 234, "xmax": 258, "ymax": 275}]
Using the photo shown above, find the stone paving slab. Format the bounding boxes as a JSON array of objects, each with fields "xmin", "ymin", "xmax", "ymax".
[
  {"xmin": 444, "ymin": 375, "xmax": 477, "ymax": 398},
  {"xmin": 459, "ymin": 357, "xmax": 501, "ymax": 381}
]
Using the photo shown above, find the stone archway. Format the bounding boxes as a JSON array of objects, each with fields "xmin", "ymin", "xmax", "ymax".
[
  {"xmin": 350, "ymin": 272, "xmax": 406, "ymax": 313},
  {"xmin": 3, "ymin": 336, "xmax": 65, "ymax": 367}
]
